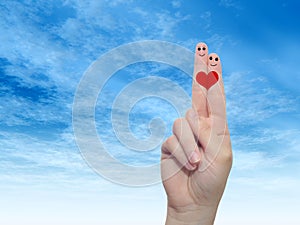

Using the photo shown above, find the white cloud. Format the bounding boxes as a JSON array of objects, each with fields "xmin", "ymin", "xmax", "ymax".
[
  {"xmin": 219, "ymin": 0, "xmax": 242, "ymax": 9},
  {"xmin": 0, "ymin": 128, "xmax": 123, "ymax": 192},
  {"xmin": 200, "ymin": 11, "xmax": 212, "ymax": 30},
  {"xmin": 0, "ymin": 0, "xmax": 193, "ymax": 101},
  {"xmin": 172, "ymin": 0, "xmax": 181, "ymax": 8},
  {"xmin": 231, "ymin": 126, "xmax": 300, "ymax": 172},
  {"xmin": 232, "ymin": 150, "xmax": 283, "ymax": 170},
  {"xmin": 0, "ymin": 2, "xmax": 90, "ymax": 94},
  {"xmin": 229, "ymin": 176, "xmax": 300, "ymax": 199},
  {"xmin": 205, "ymin": 33, "xmax": 237, "ymax": 52},
  {"xmin": 131, "ymin": 7, "xmax": 191, "ymax": 40},
  {"xmin": 225, "ymin": 71, "xmax": 296, "ymax": 126},
  {"xmin": 0, "ymin": 90, "xmax": 70, "ymax": 126},
  {"xmin": 0, "ymin": 131, "xmax": 84, "ymax": 170}
]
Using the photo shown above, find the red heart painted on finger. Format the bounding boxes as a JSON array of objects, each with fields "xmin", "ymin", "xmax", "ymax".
[{"xmin": 196, "ymin": 71, "xmax": 219, "ymax": 90}]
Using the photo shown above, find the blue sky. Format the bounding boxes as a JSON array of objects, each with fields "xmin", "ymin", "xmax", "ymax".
[{"xmin": 1, "ymin": 0, "xmax": 300, "ymax": 224}]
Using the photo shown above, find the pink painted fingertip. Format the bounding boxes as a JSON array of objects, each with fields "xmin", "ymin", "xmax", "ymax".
[{"xmin": 195, "ymin": 42, "xmax": 208, "ymax": 58}]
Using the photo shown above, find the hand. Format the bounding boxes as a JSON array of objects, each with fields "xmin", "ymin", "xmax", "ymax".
[{"xmin": 161, "ymin": 42, "xmax": 232, "ymax": 225}]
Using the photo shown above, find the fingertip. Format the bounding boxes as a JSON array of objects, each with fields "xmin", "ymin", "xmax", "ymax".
[
  {"xmin": 208, "ymin": 53, "xmax": 222, "ymax": 76},
  {"xmin": 195, "ymin": 42, "xmax": 209, "ymax": 67},
  {"xmin": 195, "ymin": 42, "xmax": 208, "ymax": 54}
]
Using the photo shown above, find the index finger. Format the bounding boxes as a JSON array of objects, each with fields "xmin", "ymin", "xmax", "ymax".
[{"xmin": 192, "ymin": 42, "xmax": 209, "ymax": 117}]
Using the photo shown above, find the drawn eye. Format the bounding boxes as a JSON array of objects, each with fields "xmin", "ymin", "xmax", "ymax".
[
  {"xmin": 202, "ymin": 47, "xmax": 206, "ymax": 51},
  {"xmin": 209, "ymin": 56, "xmax": 213, "ymax": 60},
  {"xmin": 215, "ymin": 57, "xmax": 219, "ymax": 61},
  {"xmin": 197, "ymin": 47, "xmax": 201, "ymax": 51}
]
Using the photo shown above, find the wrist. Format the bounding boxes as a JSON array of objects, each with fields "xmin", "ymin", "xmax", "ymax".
[{"xmin": 165, "ymin": 204, "xmax": 218, "ymax": 225}]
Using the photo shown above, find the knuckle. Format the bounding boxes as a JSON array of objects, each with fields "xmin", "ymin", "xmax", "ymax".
[
  {"xmin": 219, "ymin": 148, "xmax": 233, "ymax": 165},
  {"xmin": 165, "ymin": 135, "xmax": 175, "ymax": 147},
  {"xmin": 185, "ymin": 108, "xmax": 194, "ymax": 119},
  {"xmin": 172, "ymin": 118, "xmax": 184, "ymax": 134},
  {"xmin": 161, "ymin": 137, "xmax": 171, "ymax": 154},
  {"xmin": 162, "ymin": 135, "xmax": 178, "ymax": 153},
  {"xmin": 224, "ymin": 150, "xmax": 233, "ymax": 164}
]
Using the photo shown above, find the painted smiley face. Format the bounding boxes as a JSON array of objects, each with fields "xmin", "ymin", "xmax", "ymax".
[
  {"xmin": 209, "ymin": 55, "xmax": 219, "ymax": 67},
  {"xmin": 196, "ymin": 43, "xmax": 208, "ymax": 57}
]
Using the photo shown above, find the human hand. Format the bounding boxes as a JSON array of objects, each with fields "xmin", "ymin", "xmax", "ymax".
[{"xmin": 161, "ymin": 42, "xmax": 232, "ymax": 225}]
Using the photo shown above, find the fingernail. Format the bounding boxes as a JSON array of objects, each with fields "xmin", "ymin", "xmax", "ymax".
[{"xmin": 190, "ymin": 151, "xmax": 201, "ymax": 163}]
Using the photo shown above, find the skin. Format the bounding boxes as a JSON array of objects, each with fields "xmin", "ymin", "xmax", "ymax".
[
  {"xmin": 196, "ymin": 43, "xmax": 208, "ymax": 59},
  {"xmin": 209, "ymin": 53, "xmax": 220, "ymax": 67},
  {"xmin": 161, "ymin": 42, "xmax": 232, "ymax": 225}
]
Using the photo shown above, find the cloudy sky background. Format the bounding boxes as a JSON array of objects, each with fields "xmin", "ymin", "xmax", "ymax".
[{"xmin": 1, "ymin": 0, "xmax": 300, "ymax": 224}]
